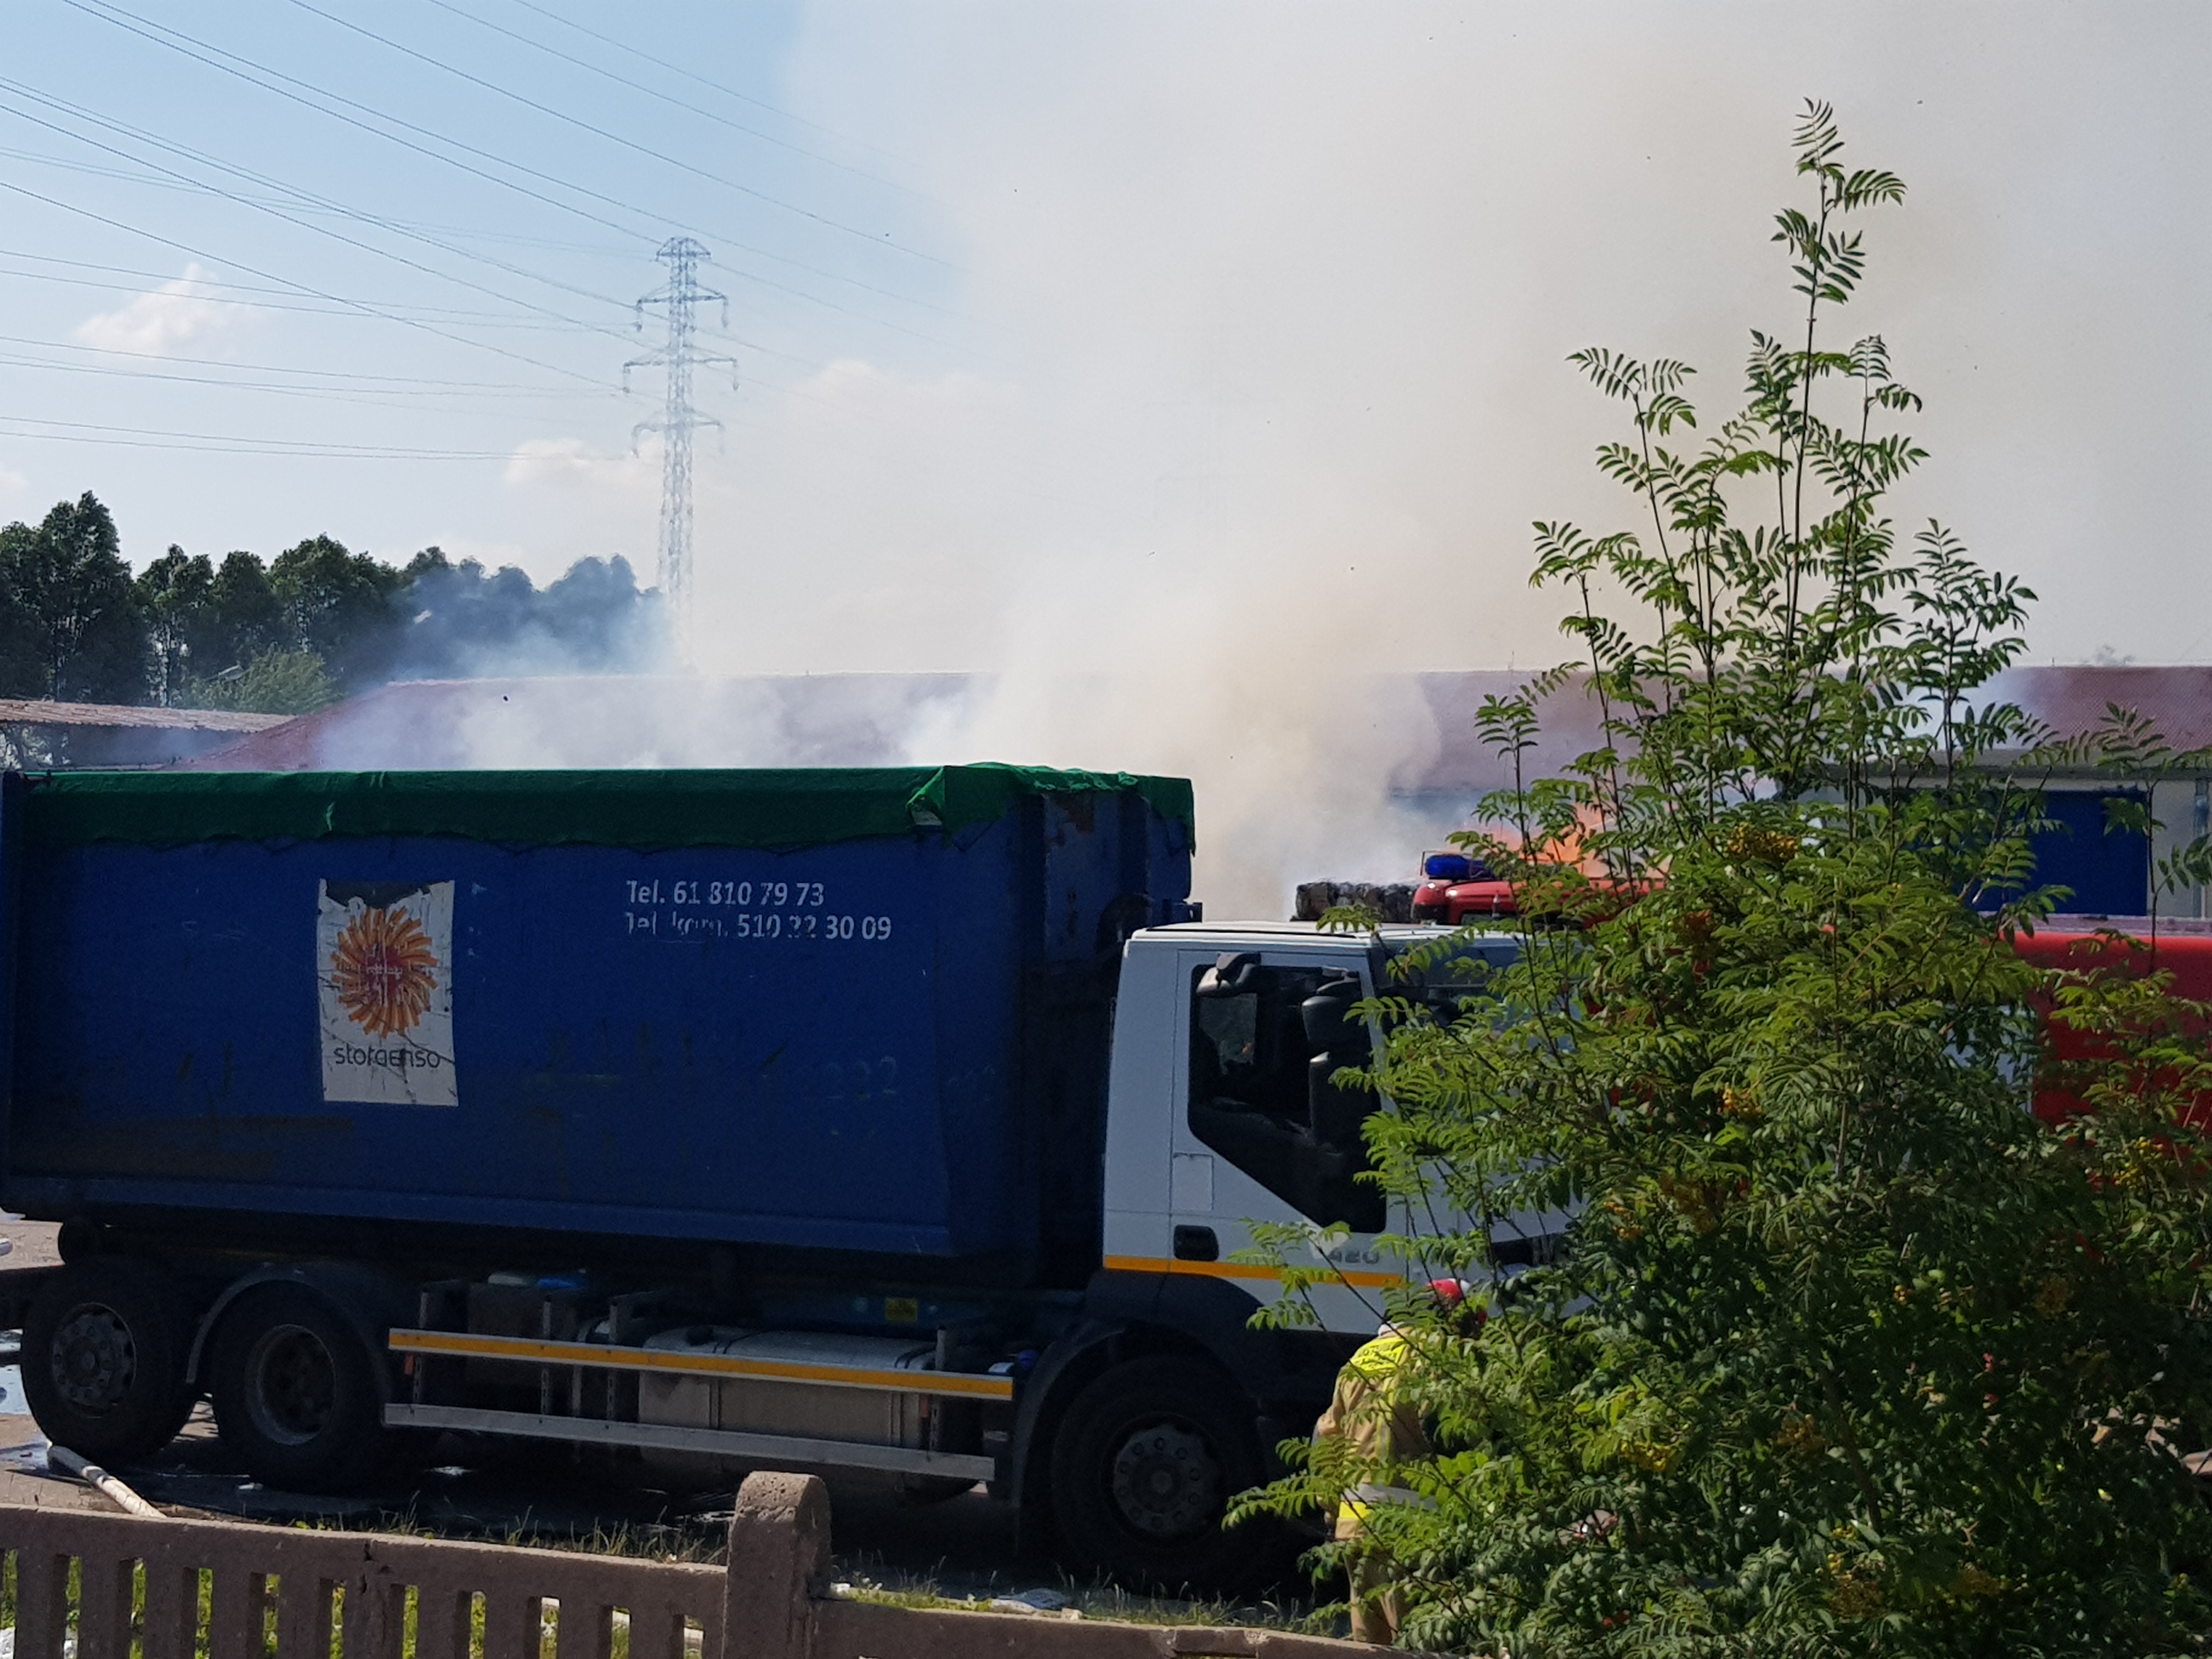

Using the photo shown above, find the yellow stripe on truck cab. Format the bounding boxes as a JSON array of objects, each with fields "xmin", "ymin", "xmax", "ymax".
[{"xmin": 1101, "ymin": 1254, "xmax": 1404, "ymax": 1290}]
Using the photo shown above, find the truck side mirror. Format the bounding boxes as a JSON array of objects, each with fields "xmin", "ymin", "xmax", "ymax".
[{"xmin": 1195, "ymin": 952, "xmax": 1261, "ymax": 998}]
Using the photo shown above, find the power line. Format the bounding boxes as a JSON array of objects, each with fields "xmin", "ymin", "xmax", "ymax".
[
  {"xmin": 0, "ymin": 345, "xmax": 613, "ymax": 407},
  {"xmin": 0, "ymin": 413, "xmax": 514, "ymax": 459},
  {"xmin": 0, "ymin": 358, "xmax": 575, "ymax": 419},
  {"xmin": 0, "ymin": 174, "xmax": 606, "ymax": 387},
  {"xmin": 0, "ymin": 81, "xmax": 645, "ymax": 340},
  {"xmin": 0, "ymin": 246, "xmax": 845, "ymax": 368},
  {"xmin": 54, "ymin": 0, "xmax": 962, "ymax": 340},
  {"xmin": 82, "ymin": 0, "xmax": 946, "ymax": 271},
  {"xmin": 0, "ymin": 134, "xmax": 639, "ymax": 267},
  {"xmin": 496, "ymin": 0, "xmax": 888, "ymax": 156},
  {"xmin": 0, "ymin": 249, "xmax": 624, "ymax": 334},
  {"xmin": 55, "ymin": 0, "xmax": 664, "ymax": 246},
  {"xmin": 628, "ymin": 239, "xmax": 734, "ymax": 661},
  {"xmin": 281, "ymin": 0, "xmax": 952, "ymax": 264},
  {"xmin": 414, "ymin": 0, "xmax": 933, "ymax": 202},
  {"xmin": 0, "ymin": 329, "xmax": 599, "ymax": 393},
  {"xmin": 0, "ymin": 253, "xmax": 614, "ymax": 330}
]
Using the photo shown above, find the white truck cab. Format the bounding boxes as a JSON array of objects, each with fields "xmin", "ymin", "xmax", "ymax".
[{"xmin": 1102, "ymin": 921, "xmax": 1526, "ymax": 1336}]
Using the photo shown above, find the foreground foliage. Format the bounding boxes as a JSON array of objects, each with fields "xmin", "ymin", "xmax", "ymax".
[{"xmin": 1245, "ymin": 104, "xmax": 2212, "ymax": 1656}]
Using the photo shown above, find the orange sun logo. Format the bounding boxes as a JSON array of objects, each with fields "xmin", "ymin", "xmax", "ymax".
[{"xmin": 330, "ymin": 906, "xmax": 441, "ymax": 1038}]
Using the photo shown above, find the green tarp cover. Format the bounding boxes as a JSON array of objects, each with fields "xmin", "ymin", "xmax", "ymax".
[{"xmin": 18, "ymin": 764, "xmax": 1197, "ymax": 851}]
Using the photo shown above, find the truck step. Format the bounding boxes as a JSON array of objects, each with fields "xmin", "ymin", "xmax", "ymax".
[{"xmin": 381, "ymin": 1403, "xmax": 998, "ymax": 1482}]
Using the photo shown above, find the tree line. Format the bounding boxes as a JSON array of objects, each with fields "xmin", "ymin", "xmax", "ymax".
[{"xmin": 0, "ymin": 492, "xmax": 666, "ymax": 715}]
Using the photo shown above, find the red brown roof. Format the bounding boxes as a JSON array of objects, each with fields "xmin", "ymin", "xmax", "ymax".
[
  {"xmin": 0, "ymin": 698, "xmax": 287, "ymax": 733},
  {"xmin": 1988, "ymin": 665, "xmax": 2212, "ymax": 754}
]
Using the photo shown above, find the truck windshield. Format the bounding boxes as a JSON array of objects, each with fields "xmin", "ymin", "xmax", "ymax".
[
  {"xmin": 1187, "ymin": 964, "xmax": 1386, "ymax": 1233},
  {"xmin": 1381, "ymin": 933, "xmax": 1523, "ymax": 1014}
]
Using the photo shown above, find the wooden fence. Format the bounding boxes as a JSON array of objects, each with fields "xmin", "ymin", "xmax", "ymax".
[{"xmin": 0, "ymin": 1471, "xmax": 1381, "ymax": 1657}]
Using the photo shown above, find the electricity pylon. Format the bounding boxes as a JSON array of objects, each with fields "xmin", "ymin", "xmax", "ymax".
[{"xmin": 628, "ymin": 238, "xmax": 735, "ymax": 662}]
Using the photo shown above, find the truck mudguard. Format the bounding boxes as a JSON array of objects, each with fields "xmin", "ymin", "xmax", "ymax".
[{"xmin": 183, "ymin": 1259, "xmax": 414, "ymax": 1395}]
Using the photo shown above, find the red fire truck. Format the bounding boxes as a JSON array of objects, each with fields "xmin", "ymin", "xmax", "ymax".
[{"xmin": 1411, "ymin": 851, "xmax": 1517, "ymax": 924}]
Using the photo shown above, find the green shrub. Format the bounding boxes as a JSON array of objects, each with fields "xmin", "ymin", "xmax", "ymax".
[{"xmin": 1243, "ymin": 103, "xmax": 2212, "ymax": 1657}]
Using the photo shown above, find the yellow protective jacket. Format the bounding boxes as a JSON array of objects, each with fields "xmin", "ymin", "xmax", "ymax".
[{"xmin": 1312, "ymin": 1331, "xmax": 1437, "ymax": 1534}]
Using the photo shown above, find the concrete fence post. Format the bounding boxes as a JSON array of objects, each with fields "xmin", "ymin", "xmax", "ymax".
[{"xmin": 721, "ymin": 1471, "xmax": 833, "ymax": 1659}]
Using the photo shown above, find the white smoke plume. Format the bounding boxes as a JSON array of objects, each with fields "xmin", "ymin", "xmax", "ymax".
[
  {"xmin": 206, "ymin": 670, "xmax": 1457, "ymax": 920},
  {"xmin": 219, "ymin": 7, "xmax": 2205, "ymax": 919}
]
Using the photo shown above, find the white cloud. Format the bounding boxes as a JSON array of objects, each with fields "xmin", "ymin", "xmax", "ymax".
[
  {"xmin": 503, "ymin": 438, "xmax": 656, "ymax": 496},
  {"xmin": 73, "ymin": 262, "xmax": 235, "ymax": 356},
  {"xmin": 485, "ymin": 439, "xmax": 661, "ymax": 588}
]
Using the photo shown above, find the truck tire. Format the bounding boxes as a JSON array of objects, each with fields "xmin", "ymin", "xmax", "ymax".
[
  {"xmin": 1048, "ymin": 1355, "xmax": 1269, "ymax": 1589},
  {"xmin": 22, "ymin": 1259, "xmax": 190, "ymax": 1463},
  {"xmin": 210, "ymin": 1284, "xmax": 384, "ymax": 1493}
]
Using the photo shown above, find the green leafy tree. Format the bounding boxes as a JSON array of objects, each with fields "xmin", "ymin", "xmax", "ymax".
[
  {"xmin": 175, "ymin": 549, "xmax": 301, "ymax": 709},
  {"xmin": 0, "ymin": 492, "xmax": 148, "ymax": 703},
  {"xmin": 206, "ymin": 550, "xmax": 283, "ymax": 674},
  {"xmin": 134, "ymin": 544, "xmax": 221, "ymax": 706},
  {"xmin": 1243, "ymin": 104, "xmax": 2212, "ymax": 1656},
  {"xmin": 268, "ymin": 533, "xmax": 407, "ymax": 688}
]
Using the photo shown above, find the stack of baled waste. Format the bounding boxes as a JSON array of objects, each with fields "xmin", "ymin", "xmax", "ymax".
[{"xmin": 1292, "ymin": 881, "xmax": 1415, "ymax": 923}]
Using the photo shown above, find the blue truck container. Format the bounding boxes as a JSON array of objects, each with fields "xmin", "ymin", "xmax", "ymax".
[{"xmin": 2, "ymin": 765, "xmax": 1192, "ymax": 1278}]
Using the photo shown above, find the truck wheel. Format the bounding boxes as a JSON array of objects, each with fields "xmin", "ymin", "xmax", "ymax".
[
  {"xmin": 22, "ymin": 1259, "xmax": 190, "ymax": 1463},
  {"xmin": 211, "ymin": 1285, "xmax": 384, "ymax": 1493},
  {"xmin": 1048, "ymin": 1355, "xmax": 1268, "ymax": 1589}
]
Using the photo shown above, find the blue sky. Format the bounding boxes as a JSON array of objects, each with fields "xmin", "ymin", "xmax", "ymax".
[
  {"xmin": 0, "ymin": 2, "xmax": 2206, "ymax": 682},
  {"xmin": 0, "ymin": 0, "xmax": 972, "ymax": 582}
]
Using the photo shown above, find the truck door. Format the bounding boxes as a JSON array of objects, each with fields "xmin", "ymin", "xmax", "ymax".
[{"xmin": 1169, "ymin": 949, "xmax": 1398, "ymax": 1330}]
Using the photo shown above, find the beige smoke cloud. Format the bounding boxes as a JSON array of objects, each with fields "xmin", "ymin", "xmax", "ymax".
[{"xmin": 458, "ymin": 4, "xmax": 2209, "ymax": 918}]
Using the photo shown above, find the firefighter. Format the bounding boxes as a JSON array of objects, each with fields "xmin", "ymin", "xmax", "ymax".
[{"xmin": 1312, "ymin": 1278, "xmax": 1482, "ymax": 1645}]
